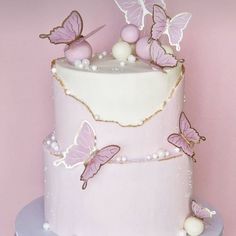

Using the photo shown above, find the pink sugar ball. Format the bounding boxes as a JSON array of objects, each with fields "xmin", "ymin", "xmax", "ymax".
[
  {"xmin": 136, "ymin": 36, "xmax": 151, "ymax": 60},
  {"xmin": 121, "ymin": 24, "xmax": 140, "ymax": 44},
  {"xmin": 64, "ymin": 39, "xmax": 92, "ymax": 64}
]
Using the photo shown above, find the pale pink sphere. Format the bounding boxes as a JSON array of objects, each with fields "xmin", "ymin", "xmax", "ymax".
[
  {"xmin": 64, "ymin": 39, "xmax": 92, "ymax": 64},
  {"xmin": 136, "ymin": 36, "xmax": 151, "ymax": 60},
  {"xmin": 121, "ymin": 24, "xmax": 140, "ymax": 44}
]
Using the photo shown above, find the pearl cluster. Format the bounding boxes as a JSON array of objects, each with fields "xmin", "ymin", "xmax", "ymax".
[
  {"xmin": 43, "ymin": 132, "xmax": 60, "ymax": 155},
  {"xmin": 113, "ymin": 148, "xmax": 182, "ymax": 164},
  {"xmin": 74, "ymin": 58, "xmax": 98, "ymax": 71},
  {"xmin": 97, "ymin": 51, "xmax": 108, "ymax": 59}
]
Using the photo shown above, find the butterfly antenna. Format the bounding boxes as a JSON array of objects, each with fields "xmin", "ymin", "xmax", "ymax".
[
  {"xmin": 82, "ymin": 181, "xmax": 88, "ymax": 190},
  {"xmin": 83, "ymin": 24, "xmax": 106, "ymax": 41},
  {"xmin": 201, "ymin": 136, "xmax": 206, "ymax": 141},
  {"xmin": 39, "ymin": 34, "xmax": 48, "ymax": 39}
]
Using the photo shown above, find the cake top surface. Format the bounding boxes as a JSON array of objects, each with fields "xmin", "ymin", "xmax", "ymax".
[{"xmin": 55, "ymin": 55, "xmax": 182, "ymax": 74}]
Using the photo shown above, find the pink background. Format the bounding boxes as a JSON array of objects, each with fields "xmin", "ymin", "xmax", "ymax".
[{"xmin": 0, "ymin": 0, "xmax": 235, "ymax": 235}]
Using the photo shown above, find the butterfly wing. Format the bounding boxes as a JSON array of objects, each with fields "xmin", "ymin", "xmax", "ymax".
[
  {"xmin": 192, "ymin": 200, "xmax": 216, "ymax": 219},
  {"xmin": 167, "ymin": 13, "xmax": 192, "ymax": 51},
  {"xmin": 150, "ymin": 40, "xmax": 178, "ymax": 68},
  {"xmin": 39, "ymin": 11, "xmax": 83, "ymax": 44},
  {"xmin": 144, "ymin": 0, "xmax": 166, "ymax": 12},
  {"xmin": 168, "ymin": 133, "xmax": 194, "ymax": 157},
  {"xmin": 180, "ymin": 112, "xmax": 205, "ymax": 144},
  {"xmin": 63, "ymin": 121, "xmax": 96, "ymax": 168},
  {"xmin": 114, "ymin": 0, "xmax": 146, "ymax": 30},
  {"xmin": 80, "ymin": 145, "xmax": 120, "ymax": 189},
  {"xmin": 151, "ymin": 5, "xmax": 167, "ymax": 40}
]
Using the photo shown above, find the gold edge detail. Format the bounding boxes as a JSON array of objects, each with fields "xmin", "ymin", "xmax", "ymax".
[{"xmin": 53, "ymin": 65, "xmax": 185, "ymax": 128}]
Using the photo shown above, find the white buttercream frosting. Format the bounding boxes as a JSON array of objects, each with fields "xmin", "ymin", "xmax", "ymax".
[{"xmin": 55, "ymin": 56, "xmax": 183, "ymax": 126}]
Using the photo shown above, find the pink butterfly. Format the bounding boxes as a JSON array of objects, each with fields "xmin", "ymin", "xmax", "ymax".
[
  {"xmin": 168, "ymin": 112, "xmax": 206, "ymax": 161},
  {"xmin": 40, "ymin": 11, "xmax": 105, "ymax": 45},
  {"xmin": 150, "ymin": 40, "xmax": 179, "ymax": 69},
  {"xmin": 192, "ymin": 200, "xmax": 216, "ymax": 219},
  {"xmin": 55, "ymin": 122, "xmax": 120, "ymax": 190},
  {"xmin": 151, "ymin": 5, "xmax": 192, "ymax": 51},
  {"xmin": 114, "ymin": 0, "xmax": 166, "ymax": 30}
]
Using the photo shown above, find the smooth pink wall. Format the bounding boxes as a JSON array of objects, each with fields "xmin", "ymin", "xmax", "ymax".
[{"xmin": 0, "ymin": 0, "xmax": 235, "ymax": 235}]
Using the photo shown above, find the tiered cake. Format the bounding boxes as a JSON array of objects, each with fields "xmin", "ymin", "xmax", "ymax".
[{"xmin": 36, "ymin": 1, "xmax": 219, "ymax": 236}]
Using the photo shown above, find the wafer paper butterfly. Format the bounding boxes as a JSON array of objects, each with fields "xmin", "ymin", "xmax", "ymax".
[
  {"xmin": 149, "ymin": 40, "xmax": 181, "ymax": 69},
  {"xmin": 114, "ymin": 0, "xmax": 166, "ymax": 30},
  {"xmin": 168, "ymin": 112, "xmax": 206, "ymax": 162},
  {"xmin": 54, "ymin": 122, "xmax": 120, "ymax": 190},
  {"xmin": 192, "ymin": 200, "xmax": 216, "ymax": 219},
  {"xmin": 151, "ymin": 5, "xmax": 192, "ymax": 51},
  {"xmin": 39, "ymin": 10, "xmax": 105, "ymax": 45}
]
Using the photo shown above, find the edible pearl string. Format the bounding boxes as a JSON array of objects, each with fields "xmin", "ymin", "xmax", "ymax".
[{"xmin": 44, "ymin": 133, "xmax": 184, "ymax": 164}]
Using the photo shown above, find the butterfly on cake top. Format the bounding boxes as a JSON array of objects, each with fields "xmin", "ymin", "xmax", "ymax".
[
  {"xmin": 40, "ymin": 10, "xmax": 105, "ymax": 65},
  {"xmin": 54, "ymin": 121, "xmax": 120, "ymax": 190},
  {"xmin": 112, "ymin": 0, "xmax": 192, "ymax": 70}
]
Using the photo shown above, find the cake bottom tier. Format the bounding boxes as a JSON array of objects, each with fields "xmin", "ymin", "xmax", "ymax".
[
  {"xmin": 44, "ymin": 148, "xmax": 194, "ymax": 236},
  {"xmin": 15, "ymin": 197, "xmax": 224, "ymax": 236}
]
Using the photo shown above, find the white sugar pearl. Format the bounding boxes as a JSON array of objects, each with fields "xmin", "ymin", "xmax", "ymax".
[
  {"xmin": 128, "ymin": 55, "xmax": 136, "ymax": 63},
  {"xmin": 78, "ymin": 63, "xmax": 84, "ymax": 69},
  {"xmin": 43, "ymin": 222, "xmax": 50, "ymax": 231},
  {"xmin": 116, "ymin": 157, "xmax": 121, "ymax": 162},
  {"xmin": 120, "ymin": 61, "xmax": 126, "ymax": 67},
  {"xmin": 178, "ymin": 229, "xmax": 187, "ymax": 236},
  {"xmin": 82, "ymin": 58, "xmax": 90, "ymax": 66},
  {"xmin": 46, "ymin": 140, "xmax": 51, "ymax": 145},
  {"xmin": 175, "ymin": 147, "xmax": 181, "ymax": 153},
  {"xmin": 74, "ymin": 60, "xmax": 82, "ymax": 67},
  {"xmin": 158, "ymin": 150, "xmax": 165, "ymax": 158},
  {"xmin": 98, "ymin": 54, "xmax": 103, "ymax": 59},
  {"xmin": 146, "ymin": 155, "xmax": 152, "ymax": 160},
  {"xmin": 102, "ymin": 51, "xmax": 107, "ymax": 56},
  {"xmin": 112, "ymin": 41, "xmax": 132, "ymax": 61},
  {"xmin": 51, "ymin": 67, "xmax": 57, "ymax": 74},
  {"xmin": 165, "ymin": 151, "xmax": 170, "ymax": 157},
  {"xmin": 184, "ymin": 216, "xmax": 204, "ymax": 236},
  {"xmin": 91, "ymin": 65, "xmax": 98, "ymax": 71},
  {"xmin": 122, "ymin": 157, "xmax": 127, "ymax": 162},
  {"xmin": 152, "ymin": 153, "xmax": 158, "ymax": 159}
]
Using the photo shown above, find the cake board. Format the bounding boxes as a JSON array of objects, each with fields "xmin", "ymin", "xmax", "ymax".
[{"xmin": 15, "ymin": 197, "xmax": 224, "ymax": 236}]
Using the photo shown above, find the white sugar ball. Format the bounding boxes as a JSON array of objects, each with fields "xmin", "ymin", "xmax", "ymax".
[
  {"xmin": 43, "ymin": 222, "xmax": 50, "ymax": 231},
  {"xmin": 82, "ymin": 58, "xmax": 90, "ymax": 66},
  {"xmin": 120, "ymin": 61, "xmax": 126, "ymax": 67},
  {"xmin": 91, "ymin": 65, "xmax": 98, "ymax": 71},
  {"xmin": 98, "ymin": 54, "xmax": 103, "ymax": 59},
  {"xmin": 112, "ymin": 41, "xmax": 132, "ymax": 61},
  {"xmin": 178, "ymin": 229, "xmax": 187, "ymax": 236},
  {"xmin": 158, "ymin": 150, "xmax": 165, "ymax": 158},
  {"xmin": 77, "ymin": 63, "xmax": 84, "ymax": 69},
  {"xmin": 51, "ymin": 67, "xmax": 57, "ymax": 74},
  {"xmin": 128, "ymin": 55, "xmax": 136, "ymax": 63},
  {"xmin": 74, "ymin": 60, "xmax": 82, "ymax": 67},
  {"xmin": 162, "ymin": 45, "xmax": 174, "ymax": 54},
  {"xmin": 184, "ymin": 216, "xmax": 204, "ymax": 236},
  {"xmin": 102, "ymin": 51, "xmax": 107, "ymax": 56}
]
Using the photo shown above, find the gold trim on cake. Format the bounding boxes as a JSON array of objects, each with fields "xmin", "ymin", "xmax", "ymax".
[{"xmin": 53, "ymin": 65, "xmax": 185, "ymax": 127}]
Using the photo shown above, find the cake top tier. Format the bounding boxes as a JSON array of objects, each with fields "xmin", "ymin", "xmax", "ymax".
[{"xmin": 40, "ymin": 1, "xmax": 192, "ymax": 71}]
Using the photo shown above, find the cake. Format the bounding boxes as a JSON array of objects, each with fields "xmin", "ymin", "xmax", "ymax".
[{"xmin": 36, "ymin": 1, "xmax": 218, "ymax": 236}]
